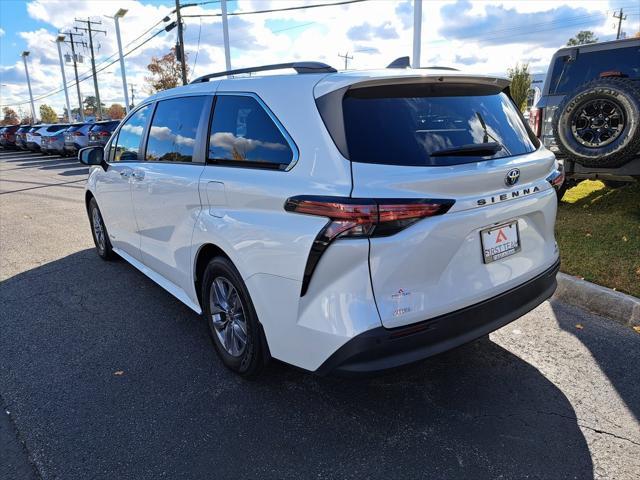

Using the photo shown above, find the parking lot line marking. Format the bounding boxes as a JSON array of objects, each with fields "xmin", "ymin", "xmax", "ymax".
[{"xmin": 0, "ymin": 179, "xmax": 86, "ymax": 195}]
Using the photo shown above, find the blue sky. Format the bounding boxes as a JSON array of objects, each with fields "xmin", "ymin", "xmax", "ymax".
[{"xmin": 0, "ymin": 0, "xmax": 638, "ymax": 119}]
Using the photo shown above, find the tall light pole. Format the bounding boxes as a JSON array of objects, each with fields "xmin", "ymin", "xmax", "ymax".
[
  {"xmin": 21, "ymin": 51, "xmax": 37, "ymax": 122},
  {"xmin": 221, "ymin": 0, "xmax": 232, "ymax": 71},
  {"xmin": 113, "ymin": 9, "xmax": 130, "ymax": 113},
  {"xmin": 56, "ymin": 35, "xmax": 73, "ymax": 122},
  {"xmin": 412, "ymin": 0, "xmax": 422, "ymax": 68}
]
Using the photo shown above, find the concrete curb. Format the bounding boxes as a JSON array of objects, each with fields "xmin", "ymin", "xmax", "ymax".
[{"xmin": 553, "ymin": 273, "xmax": 640, "ymax": 327}]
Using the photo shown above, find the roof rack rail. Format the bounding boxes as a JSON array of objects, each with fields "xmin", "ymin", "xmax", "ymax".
[
  {"xmin": 422, "ymin": 66, "xmax": 460, "ymax": 71},
  {"xmin": 190, "ymin": 62, "xmax": 337, "ymax": 84}
]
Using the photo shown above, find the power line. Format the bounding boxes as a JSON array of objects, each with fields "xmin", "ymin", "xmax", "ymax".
[
  {"xmin": 1, "ymin": 26, "xmax": 167, "ymax": 108},
  {"xmin": 181, "ymin": 0, "xmax": 369, "ymax": 18}
]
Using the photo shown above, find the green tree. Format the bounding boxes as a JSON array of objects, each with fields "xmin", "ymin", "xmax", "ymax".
[
  {"xmin": 507, "ymin": 63, "xmax": 531, "ymax": 113},
  {"xmin": 1, "ymin": 107, "xmax": 19, "ymax": 125},
  {"xmin": 83, "ymin": 96, "xmax": 105, "ymax": 117},
  {"xmin": 145, "ymin": 47, "xmax": 188, "ymax": 93},
  {"xmin": 39, "ymin": 104, "xmax": 58, "ymax": 123},
  {"xmin": 567, "ymin": 30, "xmax": 598, "ymax": 46}
]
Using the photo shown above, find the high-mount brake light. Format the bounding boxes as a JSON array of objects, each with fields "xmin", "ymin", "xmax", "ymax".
[{"xmin": 285, "ymin": 196, "xmax": 455, "ymax": 295}]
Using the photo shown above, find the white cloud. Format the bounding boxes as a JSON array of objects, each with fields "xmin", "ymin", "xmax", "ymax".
[
  {"xmin": 0, "ymin": 28, "xmax": 5, "ymax": 37},
  {"xmin": 1, "ymin": 0, "xmax": 638, "ymax": 120}
]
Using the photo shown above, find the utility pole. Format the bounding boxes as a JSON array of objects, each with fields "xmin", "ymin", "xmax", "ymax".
[
  {"xmin": 412, "ymin": 0, "xmax": 422, "ymax": 68},
  {"xmin": 74, "ymin": 18, "xmax": 106, "ymax": 119},
  {"xmin": 613, "ymin": 8, "xmax": 627, "ymax": 40},
  {"xmin": 113, "ymin": 9, "xmax": 130, "ymax": 113},
  {"xmin": 20, "ymin": 51, "xmax": 37, "ymax": 123},
  {"xmin": 55, "ymin": 35, "xmax": 73, "ymax": 122},
  {"xmin": 59, "ymin": 31, "xmax": 86, "ymax": 122},
  {"xmin": 175, "ymin": 0, "xmax": 188, "ymax": 85},
  {"xmin": 338, "ymin": 52, "xmax": 353, "ymax": 70},
  {"xmin": 130, "ymin": 84, "xmax": 136, "ymax": 109},
  {"xmin": 221, "ymin": 0, "xmax": 232, "ymax": 71}
]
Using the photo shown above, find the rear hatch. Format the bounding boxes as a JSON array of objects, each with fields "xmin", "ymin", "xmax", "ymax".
[{"xmin": 316, "ymin": 74, "xmax": 560, "ymax": 328}]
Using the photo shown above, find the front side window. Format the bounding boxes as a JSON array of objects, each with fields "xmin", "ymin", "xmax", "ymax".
[
  {"xmin": 112, "ymin": 105, "xmax": 151, "ymax": 162},
  {"xmin": 145, "ymin": 96, "xmax": 205, "ymax": 163},
  {"xmin": 208, "ymin": 95, "xmax": 293, "ymax": 170}
]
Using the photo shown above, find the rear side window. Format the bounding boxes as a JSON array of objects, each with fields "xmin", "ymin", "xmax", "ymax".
[
  {"xmin": 208, "ymin": 95, "xmax": 293, "ymax": 170},
  {"xmin": 549, "ymin": 46, "xmax": 640, "ymax": 95},
  {"xmin": 342, "ymin": 84, "xmax": 536, "ymax": 167},
  {"xmin": 112, "ymin": 105, "xmax": 151, "ymax": 162},
  {"xmin": 145, "ymin": 96, "xmax": 205, "ymax": 163}
]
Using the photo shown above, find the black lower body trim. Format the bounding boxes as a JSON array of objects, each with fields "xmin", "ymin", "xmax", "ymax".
[{"xmin": 316, "ymin": 259, "xmax": 560, "ymax": 376}]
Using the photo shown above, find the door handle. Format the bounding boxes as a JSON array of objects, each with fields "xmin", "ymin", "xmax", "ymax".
[{"xmin": 131, "ymin": 170, "xmax": 145, "ymax": 181}]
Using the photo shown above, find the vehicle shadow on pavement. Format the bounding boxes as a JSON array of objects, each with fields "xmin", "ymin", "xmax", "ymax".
[
  {"xmin": 0, "ymin": 250, "xmax": 594, "ymax": 480},
  {"xmin": 551, "ymin": 300, "xmax": 640, "ymax": 423}
]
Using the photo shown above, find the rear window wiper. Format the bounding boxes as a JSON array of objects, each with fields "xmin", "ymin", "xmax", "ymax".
[{"xmin": 429, "ymin": 142, "xmax": 503, "ymax": 157}]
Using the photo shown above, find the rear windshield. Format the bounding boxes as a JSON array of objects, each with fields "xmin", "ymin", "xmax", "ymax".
[
  {"xmin": 45, "ymin": 125, "xmax": 68, "ymax": 133},
  {"xmin": 342, "ymin": 84, "xmax": 536, "ymax": 167},
  {"xmin": 67, "ymin": 124, "xmax": 89, "ymax": 133},
  {"xmin": 548, "ymin": 45, "xmax": 640, "ymax": 95},
  {"xmin": 18, "ymin": 126, "xmax": 31, "ymax": 133},
  {"xmin": 90, "ymin": 121, "xmax": 119, "ymax": 132}
]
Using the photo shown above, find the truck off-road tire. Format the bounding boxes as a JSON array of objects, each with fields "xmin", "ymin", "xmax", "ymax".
[{"xmin": 553, "ymin": 78, "xmax": 640, "ymax": 168}]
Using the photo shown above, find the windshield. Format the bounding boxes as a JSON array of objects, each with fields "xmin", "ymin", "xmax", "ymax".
[{"xmin": 342, "ymin": 84, "xmax": 536, "ymax": 167}]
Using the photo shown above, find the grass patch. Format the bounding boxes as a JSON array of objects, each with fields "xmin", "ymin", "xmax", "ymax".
[{"xmin": 556, "ymin": 180, "xmax": 640, "ymax": 297}]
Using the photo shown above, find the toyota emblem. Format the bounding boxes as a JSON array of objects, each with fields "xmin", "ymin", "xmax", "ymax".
[{"xmin": 505, "ymin": 168, "xmax": 520, "ymax": 186}]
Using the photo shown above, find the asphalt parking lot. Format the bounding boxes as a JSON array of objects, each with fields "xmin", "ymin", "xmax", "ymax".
[{"xmin": 0, "ymin": 149, "xmax": 639, "ymax": 480}]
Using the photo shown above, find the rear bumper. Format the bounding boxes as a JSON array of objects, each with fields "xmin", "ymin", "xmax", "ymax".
[{"xmin": 316, "ymin": 258, "xmax": 560, "ymax": 375}]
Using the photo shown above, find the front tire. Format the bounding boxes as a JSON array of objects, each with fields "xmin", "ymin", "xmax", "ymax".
[
  {"xmin": 88, "ymin": 197, "xmax": 115, "ymax": 260},
  {"xmin": 202, "ymin": 257, "xmax": 268, "ymax": 377}
]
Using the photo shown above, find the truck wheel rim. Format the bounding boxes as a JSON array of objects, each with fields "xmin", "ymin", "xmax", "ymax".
[
  {"xmin": 571, "ymin": 99, "xmax": 624, "ymax": 148},
  {"xmin": 209, "ymin": 276, "xmax": 248, "ymax": 357}
]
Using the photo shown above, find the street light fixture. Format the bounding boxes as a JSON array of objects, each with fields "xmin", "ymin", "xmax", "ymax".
[
  {"xmin": 55, "ymin": 34, "xmax": 73, "ymax": 122},
  {"xmin": 21, "ymin": 51, "xmax": 37, "ymax": 123},
  {"xmin": 113, "ymin": 8, "xmax": 130, "ymax": 112}
]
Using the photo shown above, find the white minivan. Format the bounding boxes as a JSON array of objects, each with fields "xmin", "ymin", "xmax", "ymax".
[{"xmin": 79, "ymin": 62, "xmax": 562, "ymax": 377}]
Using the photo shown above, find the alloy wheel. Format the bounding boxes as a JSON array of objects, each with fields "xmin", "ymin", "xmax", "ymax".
[
  {"xmin": 209, "ymin": 276, "xmax": 248, "ymax": 357},
  {"xmin": 571, "ymin": 99, "xmax": 625, "ymax": 148}
]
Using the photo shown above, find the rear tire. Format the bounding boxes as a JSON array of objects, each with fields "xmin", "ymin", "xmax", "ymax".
[
  {"xmin": 553, "ymin": 78, "xmax": 640, "ymax": 168},
  {"xmin": 202, "ymin": 257, "xmax": 269, "ymax": 377},
  {"xmin": 88, "ymin": 197, "xmax": 115, "ymax": 260}
]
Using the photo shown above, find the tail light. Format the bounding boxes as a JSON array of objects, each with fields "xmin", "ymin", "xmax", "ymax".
[
  {"xmin": 98, "ymin": 131, "xmax": 111, "ymax": 137},
  {"xmin": 285, "ymin": 196, "xmax": 455, "ymax": 295},
  {"xmin": 73, "ymin": 131, "xmax": 83, "ymax": 136},
  {"xmin": 529, "ymin": 107, "xmax": 542, "ymax": 138},
  {"xmin": 546, "ymin": 163, "xmax": 565, "ymax": 191}
]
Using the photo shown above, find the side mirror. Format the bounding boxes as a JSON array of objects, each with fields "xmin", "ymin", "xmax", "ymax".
[{"xmin": 78, "ymin": 146, "xmax": 106, "ymax": 171}]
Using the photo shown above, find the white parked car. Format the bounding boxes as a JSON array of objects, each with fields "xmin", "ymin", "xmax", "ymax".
[{"xmin": 79, "ymin": 62, "xmax": 563, "ymax": 377}]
